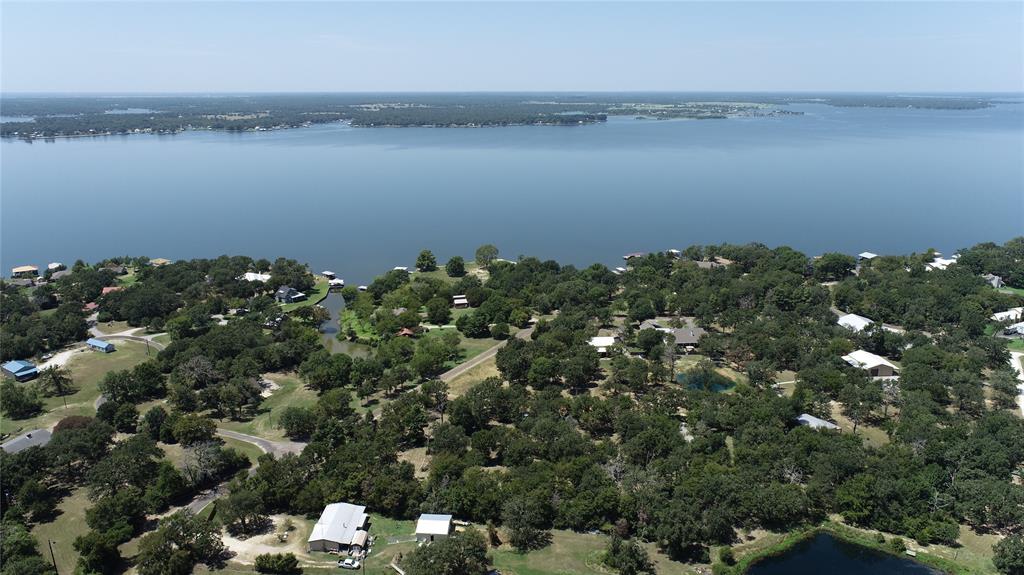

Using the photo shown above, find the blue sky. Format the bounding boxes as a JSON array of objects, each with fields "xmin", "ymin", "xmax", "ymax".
[{"xmin": 2, "ymin": 1, "xmax": 1021, "ymax": 93}]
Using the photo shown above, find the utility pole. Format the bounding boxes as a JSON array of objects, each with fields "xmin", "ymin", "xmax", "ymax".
[{"xmin": 46, "ymin": 539, "xmax": 58, "ymax": 574}]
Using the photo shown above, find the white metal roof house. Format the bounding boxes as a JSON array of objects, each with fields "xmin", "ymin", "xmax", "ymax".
[
  {"xmin": 858, "ymin": 252, "xmax": 878, "ymax": 261},
  {"xmin": 842, "ymin": 349, "xmax": 899, "ymax": 378},
  {"xmin": 992, "ymin": 307, "xmax": 1024, "ymax": 323},
  {"xmin": 415, "ymin": 513, "xmax": 453, "ymax": 543},
  {"xmin": 796, "ymin": 414, "xmax": 840, "ymax": 431},
  {"xmin": 308, "ymin": 502, "xmax": 369, "ymax": 553},
  {"xmin": 240, "ymin": 272, "xmax": 272, "ymax": 283},
  {"xmin": 837, "ymin": 313, "xmax": 874, "ymax": 332},
  {"xmin": 588, "ymin": 336, "xmax": 618, "ymax": 355}
]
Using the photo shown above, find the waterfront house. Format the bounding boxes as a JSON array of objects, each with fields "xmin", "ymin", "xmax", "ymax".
[
  {"xmin": 842, "ymin": 349, "xmax": 899, "ymax": 378},
  {"xmin": 322, "ymin": 270, "xmax": 336, "ymax": 279},
  {"xmin": 328, "ymin": 278, "xmax": 345, "ymax": 290},
  {"xmin": 1, "ymin": 429, "xmax": 52, "ymax": 454},
  {"xmin": 2, "ymin": 360, "xmax": 39, "ymax": 382},
  {"xmin": 858, "ymin": 252, "xmax": 878, "ymax": 261},
  {"xmin": 623, "ymin": 252, "xmax": 646, "ymax": 261},
  {"xmin": 275, "ymin": 286, "xmax": 307, "ymax": 304},
  {"xmin": 149, "ymin": 258, "xmax": 172, "ymax": 267},
  {"xmin": 87, "ymin": 338, "xmax": 116, "ymax": 353},
  {"xmin": 797, "ymin": 414, "xmax": 840, "ymax": 431},
  {"xmin": 925, "ymin": 253, "xmax": 958, "ymax": 271},
  {"xmin": 240, "ymin": 272, "xmax": 272, "ymax": 283},
  {"xmin": 308, "ymin": 502, "xmax": 369, "ymax": 553},
  {"xmin": 415, "ymin": 514, "xmax": 453, "ymax": 543},
  {"xmin": 47, "ymin": 262, "xmax": 65, "ymax": 272},
  {"xmin": 11, "ymin": 265, "xmax": 38, "ymax": 278}
]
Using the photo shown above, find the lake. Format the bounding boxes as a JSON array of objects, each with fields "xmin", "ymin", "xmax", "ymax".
[
  {"xmin": 746, "ymin": 533, "xmax": 942, "ymax": 575},
  {"xmin": 2, "ymin": 101, "xmax": 1022, "ymax": 283}
]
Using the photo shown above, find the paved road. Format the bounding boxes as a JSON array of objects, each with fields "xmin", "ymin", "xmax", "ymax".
[
  {"xmin": 1009, "ymin": 351, "xmax": 1024, "ymax": 418},
  {"xmin": 216, "ymin": 428, "xmax": 306, "ymax": 458},
  {"xmin": 439, "ymin": 326, "xmax": 533, "ymax": 383}
]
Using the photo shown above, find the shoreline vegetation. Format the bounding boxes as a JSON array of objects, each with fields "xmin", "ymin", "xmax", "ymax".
[{"xmin": 0, "ymin": 93, "xmax": 1000, "ymax": 140}]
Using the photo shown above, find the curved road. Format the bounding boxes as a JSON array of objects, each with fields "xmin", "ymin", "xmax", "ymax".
[{"xmin": 216, "ymin": 428, "xmax": 306, "ymax": 458}]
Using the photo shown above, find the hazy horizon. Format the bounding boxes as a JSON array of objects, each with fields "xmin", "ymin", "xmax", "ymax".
[{"xmin": 3, "ymin": 1, "xmax": 1022, "ymax": 93}]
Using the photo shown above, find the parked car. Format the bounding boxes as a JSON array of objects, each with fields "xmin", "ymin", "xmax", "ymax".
[{"xmin": 338, "ymin": 558, "xmax": 361, "ymax": 570}]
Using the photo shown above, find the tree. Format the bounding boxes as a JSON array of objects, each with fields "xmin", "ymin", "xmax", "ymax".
[
  {"xmin": 417, "ymin": 250, "xmax": 438, "ymax": 272},
  {"xmin": 0, "ymin": 381, "xmax": 43, "ymax": 419},
  {"xmin": 255, "ymin": 553, "xmax": 301, "ymax": 574},
  {"xmin": 278, "ymin": 406, "xmax": 317, "ymax": 439},
  {"xmin": 994, "ymin": 534, "xmax": 1024, "ymax": 575},
  {"xmin": 38, "ymin": 365, "xmax": 75, "ymax": 397},
  {"xmin": 456, "ymin": 312, "xmax": 490, "ymax": 338},
  {"xmin": 136, "ymin": 510, "xmax": 225, "ymax": 575},
  {"xmin": 172, "ymin": 414, "xmax": 216, "ymax": 445},
  {"xmin": 814, "ymin": 252, "xmax": 857, "ymax": 281},
  {"xmin": 446, "ymin": 256, "xmax": 466, "ymax": 277},
  {"xmin": 219, "ymin": 486, "xmax": 267, "ymax": 535},
  {"xmin": 475, "ymin": 245, "xmax": 499, "ymax": 269},
  {"xmin": 603, "ymin": 535, "xmax": 655, "ymax": 575},
  {"xmin": 141, "ymin": 405, "xmax": 169, "ymax": 440},
  {"xmin": 502, "ymin": 495, "xmax": 551, "ymax": 551},
  {"xmin": 426, "ymin": 297, "xmax": 452, "ymax": 325},
  {"xmin": 403, "ymin": 528, "xmax": 490, "ymax": 575}
]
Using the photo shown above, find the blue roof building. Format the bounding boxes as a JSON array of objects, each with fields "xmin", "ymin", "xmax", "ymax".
[
  {"xmin": 2, "ymin": 360, "xmax": 39, "ymax": 382},
  {"xmin": 86, "ymin": 338, "xmax": 116, "ymax": 353}
]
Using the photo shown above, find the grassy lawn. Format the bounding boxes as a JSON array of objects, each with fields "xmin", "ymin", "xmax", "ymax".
[
  {"xmin": 414, "ymin": 261, "xmax": 486, "ymax": 286},
  {"xmin": 216, "ymin": 373, "xmax": 318, "ymax": 442},
  {"xmin": 1007, "ymin": 339, "xmax": 1024, "ymax": 352},
  {"xmin": 31, "ymin": 488, "xmax": 91, "ymax": 575},
  {"xmin": 92, "ymin": 320, "xmax": 137, "ymax": 335},
  {"xmin": 492, "ymin": 529, "xmax": 693, "ymax": 575},
  {"xmin": 221, "ymin": 435, "xmax": 267, "ymax": 464},
  {"xmin": 447, "ymin": 355, "xmax": 500, "ymax": 397},
  {"xmin": 829, "ymin": 402, "xmax": 891, "ymax": 447},
  {"xmin": 116, "ymin": 272, "xmax": 139, "ymax": 287},
  {"xmin": 1, "ymin": 340, "xmax": 153, "ymax": 436},
  {"xmin": 152, "ymin": 333, "xmax": 172, "ymax": 346},
  {"xmin": 998, "ymin": 286, "xmax": 1024, "ymax": 297},
  {"xmin": 281, "ymin": 278, "xmax": 330, "ymax": 313},
  {"xmin": 421, "ymin": 327, "xmax": 500, "ymax": 366},
  {"xmin": 339, "ymin": 309, "xmax": 380, "ymax": 343}
]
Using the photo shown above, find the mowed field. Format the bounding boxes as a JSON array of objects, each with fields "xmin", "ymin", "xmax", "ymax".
[{"xmin": 1, "ymin": 340, "xmax": 153, "ymax": 436}]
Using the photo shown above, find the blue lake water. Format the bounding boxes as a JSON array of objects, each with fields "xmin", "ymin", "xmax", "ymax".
[
  {"xmin": 745, "ymin": 533, "xmax": 941, "ymax": 575},
  {"xmin": 2, "ymin": 102, "xmax": 1022, "ymax": 284}
]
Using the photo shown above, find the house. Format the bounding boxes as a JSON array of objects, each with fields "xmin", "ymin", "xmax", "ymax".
[
  {"xmin": 842, "ymin": 349, "xmax": 899, "ymax": 378},
  {"xmin": 796, "ymin": 414, "xmax": 840, "ymax": 431},
  {"xmin": 623, "ymin": 252, "xmax": 646, "ymax": 261},
  {"xmin": 11, "ymin": 265, "xmax": 38, "ymax": 278},
  {"xmin": 1002, "ymin": 321, "xmax": 1024, "ymax": 337},
  {"xmin": 397, "ymin": 327, "xmax": 416, "ymax": 337},
  {"xmin": 275, "ymin": 286, "xmax": 307, "ymax": 304},
  {"xmin": 102, "ymin": 264, "xmax": 128, "ymax": 275},
  {"xmin": 47, "ymin": 262, "xmax": 65, "ymax": 272},
  {"xmin": 992, "ymin": 307, "xmax": 1024, "ymax": 323},
  {"xmin": 1, "ymin": 429, "xmax": 52, "ymax": 454},
  {"xmin": 393, "ymin": 266, "xmax": 409, "ymax": 272},
  {"xmin": 149, "ymin": 258, "xmax": 172, "ymax": 267},
  {"xmin": 925, "ymin": 253, "xmax": 958, "ymax": 271},
  {"xmin": 694, "ymin": 257, "xmax": 734, "ymax": 270},
  {"xmin": 50, "ymin": 269, "xmax": 72, "ymax": 280},
  {"xmin": 101, "ymin": 286, "xmax": 122, "ymax": 295},
  {"xmin": 7, "ymin": 278, "xmax": 34, "ymax": 288},
  {"xmin": 639, "ymin": 318, "xmax": 705, "ymax": 349},
  {"xmin": 322, "ymin": 271, "xmax": 337, "ymax": 279},
  {"xmin": 357, "ymin": 285, "xmax": 368, "ymax": 292},
  {"xmin": 328, "ymin": 278, "xmax": 345, "ymax": 290},
  {"xmin": 837, "ymin": 313, "xmax": 874, "ymax": 333},
  {"xmin": 982, "ymin": 274, "xmax": 1004, "ymax": 289},
  {"xmin": 240, "ymin": 272, "xmax": 272, "ymax": 283},
  {"xmin": 86, "ymin": 338, "xmax": 116, "ymax": 353},
  {"xmin": 858, "ymin": 252, "xmax": 878, "ymax": 261},
  {"xmin": 588, "ymin": 336, "xmax": 618, "ymax": 355},
  {"xmin": 308, "ymin": 502, "xmax": 369, "ymax": 553},
  {"xmin": 2, "ymin": 360, "xmax": 39, "ymax": 382},
  {"xmin": 415, "ymin": 514, "xmax": 453, "ymax": 543},
  {"xmin": 82, "ymin": 302, "xmax": 99, "ymax": 312},
  {"xmin": 667, "ymin": 249, "xmax": 682, "ymax": 258},
  {"xmin": 452, "ymin": 295, "xmax": 469, "ymax": 308}
]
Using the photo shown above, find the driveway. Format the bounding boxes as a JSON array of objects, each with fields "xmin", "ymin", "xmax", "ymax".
[
  {"xmin": 1009, "ymin": 351, "xmax": 1024, "ymax": 418},
  {"xmin": 216, "ymin": 428, "xmax": 306, "ymax": 458},
  {"xmin": 439, "ymin": 325, "xmax": 533, "ymax": 383}
]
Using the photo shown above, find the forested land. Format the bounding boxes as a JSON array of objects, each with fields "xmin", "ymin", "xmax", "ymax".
[
  {"xmin": 1, "ymin": 238, "xmax": 1022, "ymax": 575},
  {"xmin": 0, "ymin": 93, "xmax": 996, "ymax": 139}
]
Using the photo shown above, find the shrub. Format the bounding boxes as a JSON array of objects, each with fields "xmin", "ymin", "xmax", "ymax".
[{"xmin": 255, "ymin": 552, "xmax": 300, "ymax": 574}]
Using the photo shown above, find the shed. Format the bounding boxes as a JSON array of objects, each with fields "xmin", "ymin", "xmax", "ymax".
[
  {"xmin": 2, "ymin": 360, "xmax": 38, "ymax": 382},
  {"xmin": 415, "ymin": 514, "xmax": 453, "ymax": 543},
  {"xmin": 87, "ymin": 338, "xmax": 116, "ymax": 353},
  {"xmin": 308, "ymin": 502, "xmax": 369, "ymax": 553},
  {"xmin": 1, "ymin": 429, "xmax": 52, "ymax": 453}
]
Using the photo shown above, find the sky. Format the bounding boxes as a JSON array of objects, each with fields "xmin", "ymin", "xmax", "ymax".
[{"xmin": 2, "ymin": 1, "xmax": 1022, "ymax": 93}]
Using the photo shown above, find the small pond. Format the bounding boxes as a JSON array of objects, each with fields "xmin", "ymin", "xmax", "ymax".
[{"xmin": 746, "ymin": 533, "xmax": 942, "ymax": 575}]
